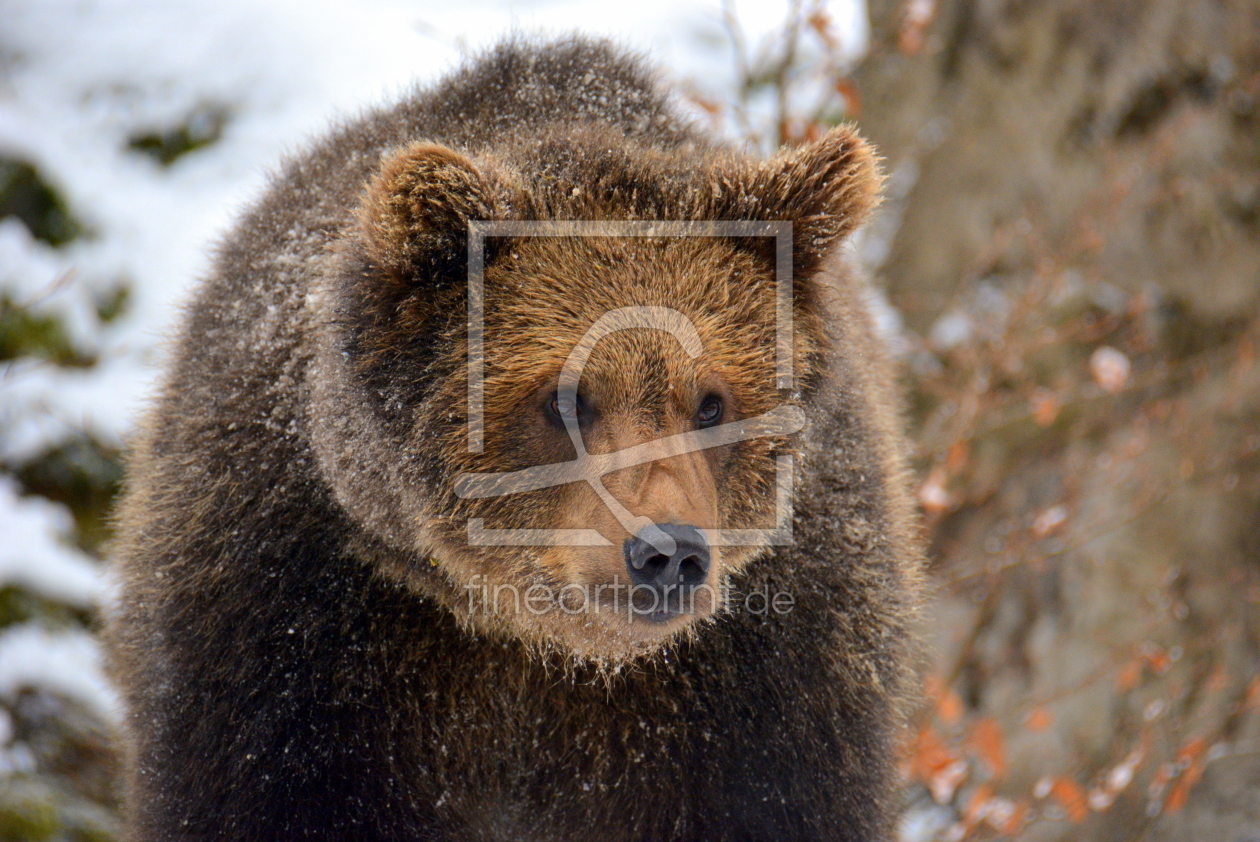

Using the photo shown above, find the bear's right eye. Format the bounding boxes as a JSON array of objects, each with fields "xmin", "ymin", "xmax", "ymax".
[{"xmin": 546, "ymin": 390, "xmax": 586, "ymax": 425}]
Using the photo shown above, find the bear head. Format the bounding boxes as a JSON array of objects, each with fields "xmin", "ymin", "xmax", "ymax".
[{"xmin": 310, "ymin": 124, "xmax": 882, "ymax": 663}]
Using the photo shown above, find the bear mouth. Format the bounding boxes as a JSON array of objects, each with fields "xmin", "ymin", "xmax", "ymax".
[
  {"xmin": 636, "ymin": 607, "xmax": 687, "ymax": 625},
  {"xmin": 597, "ymin": 584, "xmax": 710, "ymax": 626}
]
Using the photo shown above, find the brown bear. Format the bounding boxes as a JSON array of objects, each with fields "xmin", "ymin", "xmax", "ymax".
[{"xmin": 106, "ymin": 35, "xmax": 923, "ymax": 841}]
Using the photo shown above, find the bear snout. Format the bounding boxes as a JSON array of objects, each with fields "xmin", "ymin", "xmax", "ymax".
[{"xmin": 623, "ymin": 523, "xmax": 711, "ymax": 619}]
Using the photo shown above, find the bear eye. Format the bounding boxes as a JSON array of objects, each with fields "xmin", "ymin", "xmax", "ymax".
[
  {"xmin": 547, "ymin": 390, "xmax": 584, "ymax": 424},
  {"xmin": 696, "ymin": 394, "xmax": 723, "ymax": 428}
]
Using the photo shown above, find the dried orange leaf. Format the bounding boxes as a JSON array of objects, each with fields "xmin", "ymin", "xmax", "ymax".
[
  {"xmin": 1164, "ymin": 758, "xmax": 1205, "ymax": 814},
  {"xmin": 807, "ymin": 10, "xmax": 836, "ymax": 48},
  {"xmin": 937, "ymin": 687, "xmax": 964, "ymax": 725},
  {"xmin": 1024, "ymin": 707, "xmax": 1054, "ymax": 731},
  {"xmin": 962, "ymin": 783, "xmax": 995, "ymax": 824},
  {"xmin": 833, "ymin": 78, "xmax": 862, "ymax": 118},
  {"xmin": 929, "ymin": 759, "xmax": 969, "ymax": 805},
  {"xmin": 685, "ymin": 94, "xmax": 721, "ymax": 116},
  {"xmin": 1050, "ymin": 777, "xmax": 1088, "ymax": 823},
  {"xmin": 1030, "ymin": 389, "xmax": 1061, "ymax": 426},
  {"xmin": 1142, "ymin": 645, "xmax": 1171, "ymax": 674},
  {"xmin": 910, "ymin": 726, "xmax": 956, "ymax": 781},
  {"xmin": 1115, "ymin": 658, "xmax": 1143, "ymax": 692},
  {"xmin": 946, "ymin": 440, "xmax": 970, "ymax": 473},
  {"xmin": 1175, "ymin": 738, "xmax": 1207, "ymax": 765},
  {"xmin": 967, "ymin": 718, "xmax": 1006, "ymax": 779},
  {"xmin": 984, "ymin": 797, "xmax": 1023, "ymax": 834},
  {"xmin": 1245, "ymin": 675, "xmax": 1260, "ymax": 709}
]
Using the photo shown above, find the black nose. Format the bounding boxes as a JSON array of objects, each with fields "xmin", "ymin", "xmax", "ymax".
[{"xmin": 623, "ymin": 524, "xmax": 711, "ymax": 607}]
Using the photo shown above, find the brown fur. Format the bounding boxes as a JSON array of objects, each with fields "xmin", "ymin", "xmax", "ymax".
[{"xmin": 106, "ymin": 35, "xmax": 923, "ymax": 841}]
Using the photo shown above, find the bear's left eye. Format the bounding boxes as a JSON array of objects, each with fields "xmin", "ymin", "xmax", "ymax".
[
  {"xmin": 696, "ymin": 394, "xmax": 723, "ymax": 428},
  {"xmin": 546, "ymin": 390, "xmax": 586, "ymax": 425}
]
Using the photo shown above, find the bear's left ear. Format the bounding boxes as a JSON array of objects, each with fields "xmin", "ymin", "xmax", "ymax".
[
  {"xmin": 727, "ymin": 125, "xmax": 883, "ymax": 280},
  {"xmin": 357, "ymin": 141, "xmax": 496, "ymax": 286}
]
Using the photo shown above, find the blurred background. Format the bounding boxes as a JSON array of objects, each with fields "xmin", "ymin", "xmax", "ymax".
[{"xmin": 1, "ymin": 0, "xmax": 1257, "ymax": 839}]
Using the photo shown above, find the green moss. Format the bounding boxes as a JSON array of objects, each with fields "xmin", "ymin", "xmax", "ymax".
[
  {"xmin": 93, "ymin": 285, "xmax": 130, "ymax": 325},
  {"xmin": 67, "ymin": 823, "xmax": 119, "ymax": 842},
  {"xmin": 0, "ymin": 159, "xmax": 83, "ymax": 248},
  {"xmin": 0, "ymin": 295, "xmax": 96, "ymax": 368},
  {"xmin": 0, "ymin": 586, "xmax": 92, "ymax": 630},
  {"xmin": 128, "ymin": 104, "xmax": 227, "ymax": 166},
  {"xmin": 9, "ymin": 435, "xmax": 123, "ymax": 553},
  {"xmin": 0, "ymin": 775, "xmax": 119, "ymax": 842},
  {"xmin": 0, "ymin": 794, "xmax": 57, "ymax": 841}
]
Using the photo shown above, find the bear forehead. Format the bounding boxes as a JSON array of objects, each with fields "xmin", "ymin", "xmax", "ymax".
[
  {"xmin": 478, "ymin": 236, "xmax": 781, "ymax": 402},
  {"xmin": 483, "ymin": 237, "xmax": 777, "ymax": 342}
]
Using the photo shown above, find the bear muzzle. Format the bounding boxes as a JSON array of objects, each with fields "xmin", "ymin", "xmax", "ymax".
[{"xmin": 622, "ymin": 523, "xmax": 711, "ymax": 622}]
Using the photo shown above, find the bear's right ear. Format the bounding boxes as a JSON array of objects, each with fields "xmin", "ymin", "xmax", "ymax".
[{"xmin": 357, "ymin": 142, "xmax": 494, "ymax": 285}]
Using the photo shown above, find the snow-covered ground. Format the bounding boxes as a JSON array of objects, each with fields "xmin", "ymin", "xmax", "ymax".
[{"xmin": 0, "ymin": 0, "xmax": 868, "ymax": 721}]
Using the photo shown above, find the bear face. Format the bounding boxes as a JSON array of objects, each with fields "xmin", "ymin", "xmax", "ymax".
[
  {"xmin": 442, "ymin": 235, "xmax": 788, "ymax": 656},
  {"xmin": 311, "ymin": 127, "xmax": 881, "ymax": 663}
]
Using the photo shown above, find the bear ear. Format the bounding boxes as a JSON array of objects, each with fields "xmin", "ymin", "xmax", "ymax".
[
  {"xmin": 357, "ymin": 142, "xmax": 495, "ymax": 284},
  {"xmin": 736, "ymin": 125, "xmax": 883, "ymax": 279}
]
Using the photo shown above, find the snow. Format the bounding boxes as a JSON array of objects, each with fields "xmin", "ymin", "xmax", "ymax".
[
  {"xmin": 1, "ymin": 0, "xmax": 869, "ymax": 707},
  {"xmin": 0, "ymin": 476, "xmax": 102, "ymax": 608},
  {"xmin": 0, "ymin": 623, "xmax": 119, "ymax": 725}
]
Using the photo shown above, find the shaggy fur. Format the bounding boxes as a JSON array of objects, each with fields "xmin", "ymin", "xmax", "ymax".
[{"xmin": 106, "ymin": 35, "xmax": 923, "ymax": 841}]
